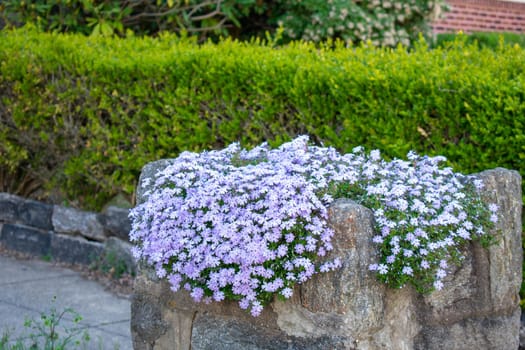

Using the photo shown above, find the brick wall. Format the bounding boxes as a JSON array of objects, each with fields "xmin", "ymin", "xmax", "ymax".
[{"xmin": 432, "ymin": 0, "xmax": 525, "ymax": 33}]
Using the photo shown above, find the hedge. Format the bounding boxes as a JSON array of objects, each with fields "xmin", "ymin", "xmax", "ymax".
[
  {"xmin": 0, "ymin": 27, "xmax": 524, "ymax": 210},
  {"xmin": 435, "ymin": 32, "xmax": 525, "ymax": 49}
]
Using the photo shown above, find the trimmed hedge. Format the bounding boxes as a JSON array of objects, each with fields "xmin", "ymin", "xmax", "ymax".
[
  {"xmin": 435, "ymin": 32, "xmax": 525, "ymax": 49},
  {"xmin": 0, "ymin": 28, "xmax": 524, "ymax": 209}
]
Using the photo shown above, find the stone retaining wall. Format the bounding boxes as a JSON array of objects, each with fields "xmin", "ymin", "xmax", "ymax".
[
  {"xmin": 0, "ymin": 192, "xmax": 134, "ymax": 269},
  {"xmin": 131, "ymin": 164, "xmax": 522, "ymax": 350}
]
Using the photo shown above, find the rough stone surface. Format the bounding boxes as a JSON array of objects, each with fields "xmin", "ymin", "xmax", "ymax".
[
  {"xmin": 479, "ymin": 168, "xmax": 523, "ymax": 313},
  {"xmin": 50, "ymin": 233, "xmax": 104, "ymax": 265},
  {"xmin": 519, "ymin": 312, "xmax": 525, "ymax": 350},
  {"xmin": 52, "ymin": 205, "xmax": 106, "ymax": 241},
  {"xmin": 131, "ymin": 292, "xmax": 169, "ymax": 349},
  {"xmin": 191, "ymin": 314, "xmax": 350, "ymax": 350},
  {"xmin": 416, "ymin": 168, "xmax": 522, "ymax": 343},
  {"xmin": 0, "ymin": 192, "xmax": 22, "ymax": 223},
  {"xmin": 18, "ymin": 199, "xmax": 54, "ymax": 231},
  {"xmin": 285, "ymin": 200, "xmax": 384, "ymax": 341},
  {"xmin": 414, "ymin": 308, "xmax": 521, "ymax": 350},
  {"xmin": 130, "ymin": 166, "xmax": 522, "ymax": 350},
  {"xmin": 101, "ymin": 206, "xmax": 132, "ymax": 241},
  {"xmin": 0, "ymin": 223, "xmax": 51, "ymax": 256},
  {"xmin": 0, "ymin": 192, "xmax": 53, "ymax": 230}
]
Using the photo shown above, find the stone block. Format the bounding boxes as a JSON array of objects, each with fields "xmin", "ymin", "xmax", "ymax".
[
  {"xmin": 50, "ymin": 233, "xmax": 104, "ymax": 265},
  {"xmin": 292, "ymin": 200, "xmax": 385, "ymax": 340},
  {"xmin": 417, "ymin": 242, "xmax": 492, "ymax": 325},
  {"xmin": 100, "ymin": 206, "xmax": 131, "ymax": 241},
  {"xmin": 0, "ymin": 192, "xmax": 20, "ymax": 222},
  {"xmin": 478, "ymin": 168, "xmax": 523, "ymax": 313},
  {"xmin": 0, "ymin": 223, "xmax": 51, "ymax": 256},
  {"xmin": 0, "ymin": 192, "xmax": 53, "ymax": 230},
  {"xmin": 190, "ymin": 313, "xmax": 350, "ymax": 350},
  {"xmin": 419, "ymin": 168, "xmax": 522, "ymax": 326},
  {"xmin": 131, "ymin": 292, "xmax": 169, "ymax": 349},
  {"xmin": 52, "ymin": 205, "xmax": 106, "ymax": 241},
  {"xmin": 18, "ymin": 199, "xmax": 53, "ymax": 231},
  {"xmin": 414, "ymin": 308, "xmax": 520, "ymax": 350}
]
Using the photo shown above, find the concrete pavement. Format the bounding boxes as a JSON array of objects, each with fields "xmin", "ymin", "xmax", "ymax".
[{"xmin": 0, "ymin": 254, "xmax": 132, "ymax": 349}]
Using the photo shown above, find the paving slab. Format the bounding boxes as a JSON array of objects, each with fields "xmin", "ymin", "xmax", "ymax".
[{"xmin": 0, "ymin": 254, "xmax": 132, "ymax": 349}]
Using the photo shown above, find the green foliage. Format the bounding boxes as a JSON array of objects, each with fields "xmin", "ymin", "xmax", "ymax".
[
  {"xmin": 0, "ymin": 297, "xmax": 90, "ymax": 350},
  {"xmin": 435, "ymin": 32, "xmax": 525, "ymax": 49},
  {"xmin": 0, "ymin": 0, "xmax": 443, "ymax": 46},
  {"xmin": 272, "ymin": 0, "xmax": 445, "ymax": 46},
  {"xmin": 0, "ymin": 0, "xmax": 265, "ymax": 37},
  {"xmin": 90, "ymin": 249, "xmax": 134, "ymax": 279},
  {"xmin": 1, "ymin": 28, "xmax": 525, "ymax": 212}
]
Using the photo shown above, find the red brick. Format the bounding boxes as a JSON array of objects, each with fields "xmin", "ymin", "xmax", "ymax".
[{"xmin": 433, "ymin": 0, "xmax": 525, "ymax": 34}]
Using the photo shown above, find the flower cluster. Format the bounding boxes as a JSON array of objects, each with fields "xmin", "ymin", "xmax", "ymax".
[
  {"xmin": 130, "ymin": 136, "xmax": 347, "ymax": 316},
  {"xmin": 130, "ymin": 136, "xmax": 498, "ymax": 316},
  {"xmin": 341, "ymin": 149, "xmax": 499, "ymax": 292}
]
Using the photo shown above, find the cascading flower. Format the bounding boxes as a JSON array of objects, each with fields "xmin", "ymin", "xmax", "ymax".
[{"xmin": 130, "ymin": 135, "xmax": 498, "ymax": 316}]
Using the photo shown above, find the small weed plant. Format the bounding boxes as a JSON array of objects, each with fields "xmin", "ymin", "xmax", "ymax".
[
  {"xmin": 0, "ymin": 297, "xmax": 90, "ymax": 350},
  {"xmin": 130, "ymin": 136, "xmax": 498, "ymax": 316},
  {"xmin": 90, "ymin": 249, "xmax": 132, "ymax": 279}
]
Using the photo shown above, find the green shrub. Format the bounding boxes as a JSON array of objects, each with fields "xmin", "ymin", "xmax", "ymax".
[
  {"xmin": 0, "ymin": 0, "xmax": 265, "ymax": 37},
  {"xmin": 0, "ymin": 0, "xmax": 444, "ymax": 46},
  {"xmin": 272, "ymin": 0, "xmax": 445, "ymax": 46},
  {"xmin": 1, "ymin": 27, "xmax": 524, "ymax": 211},
  {"xmin": 435, "ymin": 32, "xmax": 525, "ymax": 49}
]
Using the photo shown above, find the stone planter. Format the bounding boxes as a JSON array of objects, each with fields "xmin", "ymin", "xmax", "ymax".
[{"xmin": 131, "ymin": 164, "xmax": 522, "ymax": 350}]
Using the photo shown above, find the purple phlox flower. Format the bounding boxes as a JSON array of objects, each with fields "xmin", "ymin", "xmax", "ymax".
[
  {"xmin": 457, "ymin": 228, "xmax": 470, "ymax": 239},
  {"xmin": 403, "ymin": 249, "xmax": 414, "ymax": 258},
  {"xmin": 285, "ymin": 233, "xmax": 295, "ymax": 243},
  {"xmin": 372, "ymin": 235, "xmax": 384, "ymax": 244},
  {"xmin": 411, "ymin": 199, "xmax": 428, "ymax": 214},
  {"xmin": 294, "ymin": 244, "xmax": 305, "ymax": 254},
  {"xmin": 378, "ymin": 264, "xmax": 388, "ymax": 275},
  {"xmin": 213, "ymin": 291, "xmax": 225, "ymax": 301},
  {"xmin": 370, "ymin": 149, "xmax": 381, "ymax": 161},
  {"xmin": 239, "ymin": 298, "xmax": 250, "ymax": 310},
  {"xmin": 473, "ymin": 179, "xmax": 484, "ymax": 190},
  {"xmin": 407, "ymin": 150, "xmax": 418, "ymax": 161},
  {"xmin": 190, "ymin": 287, "xmax": 205, "ymax": 302},
  {"xmin": 281, "ymin": 287, "xmax": 294, "ymax": 299},
  {"xmin": 402, "ymin": 266, "xmax": 413, "ymax": 276},
  {"xmin": 434, "ymin": 280, "xmax": 444, "ymax": 291},
  {"xmin": 319, "ymin": 258, "xmax": 342, "ymax": 272},
  {"xmin": 130, "ymin": 135, "xmax": 498, "ymax": 317},
  {"xmin": 463, "ymin": 221, "xmax": 473, "ymax": 230}
]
